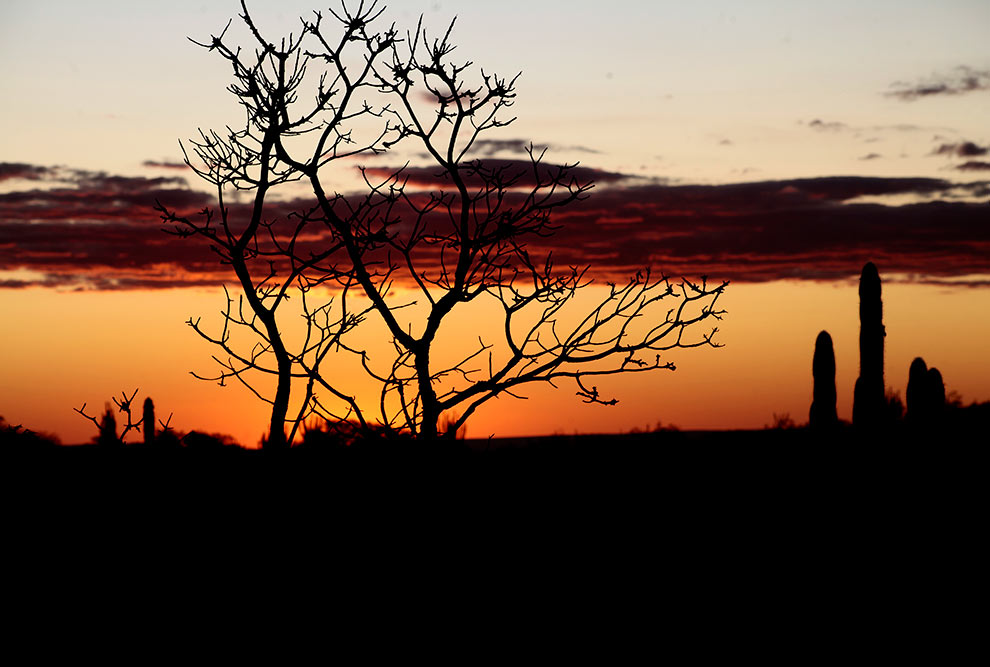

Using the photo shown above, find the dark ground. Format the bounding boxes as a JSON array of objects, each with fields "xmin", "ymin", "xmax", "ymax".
[
  {"xmin": 3, "ymin": 421, "xmax": 982, "ymax": 651},
  {"xmin": 3, "ymin": 422, "xmax": 984, "ymax": 508}
]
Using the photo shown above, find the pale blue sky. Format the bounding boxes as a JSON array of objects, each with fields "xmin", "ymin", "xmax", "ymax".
[{"xmin": 1, "ymin": 0, "xmax": 988, "ymax": 182}]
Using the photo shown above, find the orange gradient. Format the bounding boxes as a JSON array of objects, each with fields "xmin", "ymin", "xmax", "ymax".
[{"xmin": 2, "ymin": 278, "xmax": 988, "ymax": 446}]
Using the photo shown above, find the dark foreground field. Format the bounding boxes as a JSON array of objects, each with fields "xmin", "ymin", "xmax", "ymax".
[
  {"xmin": 4, "ymin": 424, "xmax": 984, "ymax": 510},
  {"xmin": 3, "ymin": 423, "xmax": 982, "ymax": 650}
]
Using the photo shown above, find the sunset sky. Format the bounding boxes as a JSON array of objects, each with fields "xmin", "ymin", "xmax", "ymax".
[{"xmin": 2, "ymin": 0, "xmax": 988, "ymax": 446}]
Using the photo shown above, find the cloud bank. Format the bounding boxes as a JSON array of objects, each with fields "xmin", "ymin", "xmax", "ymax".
[{"xmin": 2, "ymin": 162, "xmax": 988, "ymax": 290}]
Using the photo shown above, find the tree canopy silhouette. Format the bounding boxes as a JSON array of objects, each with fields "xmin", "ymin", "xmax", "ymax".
[{"xmin": 156, "ymin": 1, "xmax": 727, "ymax": 447}]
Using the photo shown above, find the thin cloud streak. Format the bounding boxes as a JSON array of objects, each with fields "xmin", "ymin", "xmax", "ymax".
[
  {"xmin": 143, "ymin": 160, "xmax": 188, "ymax": 169},
  {"xmin": 0, "ymin": 163, "xmax": 53, "ymax": 182},
  {"xmin": 886, "ymin": 66, "xmax": 990, "ymax": 101},
  {"xmin": 807, "ymin": 119, "xmax": 847, "ymax": 131},
  {"xmin": 464, "ymin": 138, "xmax": 602, "ymax": 157},
  {"xmin": 956, "ymin": 161, "xmax": 990, "ymax": 172},
  {"xmin": 362, "ymin": 159, "xmax": 634, "ymax": 189},
  {"xmin": 931, "ymin": 141, "xmax": 989, "ymax": 158}
]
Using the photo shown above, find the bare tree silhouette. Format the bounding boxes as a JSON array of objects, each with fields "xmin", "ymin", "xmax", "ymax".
[
  {"xmin": 155, "ymin": 1, "xmax": 397, "ymax": 449},
  {"xmin": 157, "ymin": 2, "xmax": 727, "ymax": 444}
]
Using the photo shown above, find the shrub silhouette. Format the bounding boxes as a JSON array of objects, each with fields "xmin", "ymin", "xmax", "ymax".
[
  {"xmin": 809, "ymin": 330, "xmax": 838, "ymax": 430},
  {"xmin": 182, "ymin": 431, "xmax": 239, "ymax": 451},
  {"xmin": 926, "ymin": 367, "xmax": 946, "ymax": 421},
  {"xmin": 0, "ymin": 416, "xmax": 60, "ymax": 450},
  {"xmin": 853, "ymin": 262, "xmax": 885, "ymax": 430},
  {"xmin": 96, "ymin": 404, "xmax": 120, "ymax": 447},
  {"xmin": 76, "ymin": 389, "xmax": 173, "ymax": 446},
  {"xmin": 885, "ymin": 388, "xmax": 905, "ymax": 422}
]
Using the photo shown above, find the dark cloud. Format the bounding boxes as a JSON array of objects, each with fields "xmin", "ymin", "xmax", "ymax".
[
  {"xmin": 513, "ymin": 177, "xmax": 990, "ymax": 285},
  {"xmin": 143, "ymin": 160, "xmax": 188, "ymax": 169},
  {"xmin": 886, "ymin": 66, "xmax": 990, "ymax": 101},
  {"xmin": 932, "ymin": 142, "xmax": 989, "ymax": 158},
  {"xmin": 858, "ymin": 153, "xmax": 882, "ymax": 161},
  {"xmin": 807, "ymin": 119, "xmax": 847, "ymax": 131},
  {"xmin": 0, "ymin": 163, "xmax": 55, "ymax": 182},
  {"xmin": 466, "ymin": 138, "xmax": 601, "ymax": 157},
  {"xmin": 805, "ymin": 121, "xmax": 949, "ymax": 136},
  {"xmin": 956, "ymin": 161, "xmax": 990, "ymax": 171},
  {"xmin": 640, "ymin": 176, "xmax": 963, "ymax": 203},
  {"xmin": 0, "ymin": 164, "xmax": 244, "ymax": 289},
  {"xmin": 362, "ymin": 159, "xmax": 633, "ymax": 189},
  {"xmin": 3, "ymin": 164, "xmax": 989, "ymax": 290},
  {"xmin": 467, "ymin": 139, "xmax": 547, "ymax": 156},
  {"xmin": 560, "ymin": 145, "xmax": 603, "ymax": 155}
]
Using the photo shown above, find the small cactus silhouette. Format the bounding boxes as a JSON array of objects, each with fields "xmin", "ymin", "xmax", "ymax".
[
  {"xmin": 810, "ymin": 330, "xmax": 838, "ymax": 429},
  {"xmin": 907, "ymin": 358, "xmax": 946, "ymax": 426},
  {"xmin": 926, "ymin": 367, "xmax": 945, "ymax": 418},
  {"xmin": 97, "ymin": 404, "xmax": 119, "ymax": 447},
  {"xmin": 143, "ymin": 397, "xmax": 155, "ymax": 446},
  {"xmin": 853, "ymin": 262, "xmax": 885, "ymax": 429},
  {"xmin": 906, "ymin": 357, "xmax": 928, "ymax": 422}
]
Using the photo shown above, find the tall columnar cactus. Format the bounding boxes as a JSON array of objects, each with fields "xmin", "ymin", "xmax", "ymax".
[
  {"xmin": 906, "ymin": 357, "xmax": 928, "ymax": 422},
  {"xmin": 810, "ymin": 330, "xmax": 838, "ymax": 429},
  {"xmin": 853, "ymin": 262, "xmax": 885, "ymax": 429},
  {"xmin": 143, "ymin": 397, "xmax": 155, "ymax": 446}
]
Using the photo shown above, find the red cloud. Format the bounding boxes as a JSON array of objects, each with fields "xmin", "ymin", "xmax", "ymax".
[
  {"xmin": 360, "ymin": 159, "xmax": 633, "ymax": 190},
  {"xmin": 2, "ymin": 162, "xmax": 988, "ymax": 290}
]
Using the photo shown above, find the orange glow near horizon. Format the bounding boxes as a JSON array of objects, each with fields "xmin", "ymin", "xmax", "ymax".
[
  {"xmin": 2, "ymin": 278, "xmax": 988, "ymax": 447},
  {"xmin": 3, "ymin": 2, "xmax": 990, "ymax": 447}
]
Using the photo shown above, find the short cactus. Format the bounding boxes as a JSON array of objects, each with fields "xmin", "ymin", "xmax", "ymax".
[
  {"xmin": 926, "ymin": 367, "xmax": 945, "ymax": 418},
  {"xmin": 906, "ymin": 357, "xmax": 928, "ymax": 422},
  {"xmin": 810, "ymin": 331, "xmax": 838, "ymax": 429},
  {"xmin": 907, "ymin": 358, "xmax": 946, "ymax": 426},
  {"xmin": 143, "ymin": 397, "xmax": 155, "ymax": 446}
]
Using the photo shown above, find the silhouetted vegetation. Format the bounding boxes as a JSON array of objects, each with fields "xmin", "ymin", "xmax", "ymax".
[
  {"xmin": 907, "ymin": 357, "xmax": 928, "ymax": 422},
  {"xmin": 0, "ymin": 415, "xmax": 60, "ymax": 452},
  {"xmin": 97, "ymin": 404, "xmax": 119, "ymax": 447},
  {"xmin": 155, "ymin": 1, "xmax": 727, "ymax": 447},
  {"xmin": 810, "ymin": 330, "xmax": 838, "ymax": 430},
  {"xmin": 30, "ymin": 258, "xmax": 979, "ymax": 467},
  {"xmin": 75, "ymin": 389, "xmax": 173, "ymax": 446},
  {"xmin": 906, "ymin": 357, "xmax": 949, "ymax": 429},
  {"xmin": 853, "ymin": 262, "xmax": 886, "ymax": 430},
  {"xmin": 143, "ymin": 397, "xmax": 155, "ymax": 447},
  {"xmin": 885, "ymin": 388, "xmax": 905, "ymax": 422},
  {"xmin": 788, "ymin": 261, "xmax": 986, "ymax": 443},
  {"xmin": 6, "ymin": 412, "xmax": 987, "ymax": 493},
  {"xmin": 927, "ymin": 367, "xmax": 946, "ymax": 420}
]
